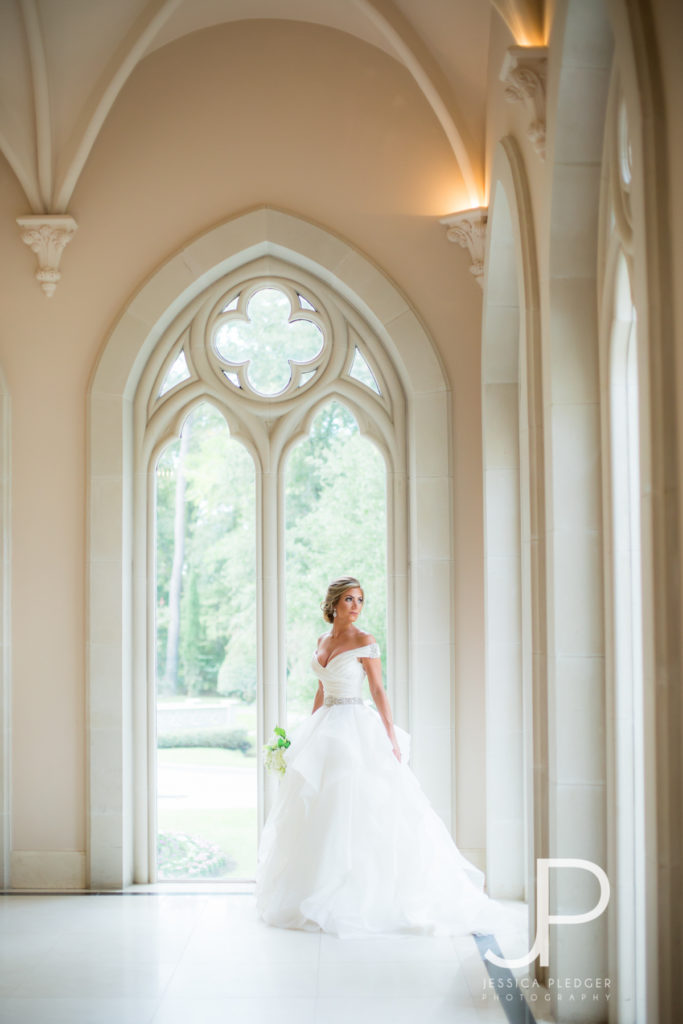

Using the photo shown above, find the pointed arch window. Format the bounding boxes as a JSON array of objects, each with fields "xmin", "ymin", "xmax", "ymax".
[
  {"xmin": 284, "ymin": 399, "xmax": 387, "ymax": 728},
  {"xmin": 136, "ymin": 267, "xmax": 404, "ymax": 881},
  {"xmin": 601, "ymin": 75, "xmax": 652, "ymax": 1023}
]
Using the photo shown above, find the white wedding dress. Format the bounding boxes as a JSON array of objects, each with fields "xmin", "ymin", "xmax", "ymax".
[{"xmin": 255, "ymin": 642, "xmax": 508, "ymax": 938}]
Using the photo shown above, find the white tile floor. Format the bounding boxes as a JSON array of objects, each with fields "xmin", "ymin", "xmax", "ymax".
[{"xmin": 0, "ymin": 891, "xmax": 546, "ymax": 1024}]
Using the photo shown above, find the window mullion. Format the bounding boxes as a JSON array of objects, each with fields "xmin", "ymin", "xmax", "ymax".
[{"xmin": 260, "ymin": 456, "xmax": 281, "ymax": 824}]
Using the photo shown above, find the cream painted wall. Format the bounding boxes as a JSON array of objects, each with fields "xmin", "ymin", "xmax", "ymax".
[
  {"xmin": 0, "ymin": 158, "xmax": 88, "ymax": 859},
  {"xmin": 1, "ymin": 21, "xmax": 490, "ymax": 869}
]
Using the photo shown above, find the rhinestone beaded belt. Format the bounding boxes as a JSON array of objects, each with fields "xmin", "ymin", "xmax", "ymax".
[{"xmin": 323, "ymin": 696, "xmax": 364, "ymax": 706}]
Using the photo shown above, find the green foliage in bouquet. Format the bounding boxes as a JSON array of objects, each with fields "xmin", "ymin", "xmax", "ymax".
[{"xmin": 263, "ymin": 725, "xmax": 291, "ymax": 775}]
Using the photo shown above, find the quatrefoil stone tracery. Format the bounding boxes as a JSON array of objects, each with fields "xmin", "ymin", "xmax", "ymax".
[{"xmin": 212, "ymin": 286, "xmax": 326, "ymax": 399}]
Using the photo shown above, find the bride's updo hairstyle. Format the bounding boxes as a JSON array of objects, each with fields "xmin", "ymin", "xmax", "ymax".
[{"xmin": 322, "ymin": 576, "xmax": 363, "ymax": 623}]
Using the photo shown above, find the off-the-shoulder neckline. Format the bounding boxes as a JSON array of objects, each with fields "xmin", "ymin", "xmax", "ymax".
[{"xmin": 314, "ymin": 639, "xmax": 378, "ymax": 669}]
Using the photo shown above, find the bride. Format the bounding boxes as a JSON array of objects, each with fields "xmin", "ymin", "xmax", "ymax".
[{"xmin": 255, "ymin": 576, "xmax": 509, "ymax": 938}]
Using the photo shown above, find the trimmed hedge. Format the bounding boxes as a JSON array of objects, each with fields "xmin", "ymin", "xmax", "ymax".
[
  {"xmin": 157, "ymin": 831, "xmax": 235, "ymax": 878},
  {"xmin": 157, "ymin": 728, "xmax": 252, "ymax": 754}
]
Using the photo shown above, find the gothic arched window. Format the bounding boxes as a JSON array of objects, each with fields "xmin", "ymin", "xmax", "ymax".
[
  {"xmin": 87, "ymin": 212, "xmax": 454, "ymax": 891},
  {"xmin": 137, "ymin": 266, "xmax": 404, "ymax": 881}
]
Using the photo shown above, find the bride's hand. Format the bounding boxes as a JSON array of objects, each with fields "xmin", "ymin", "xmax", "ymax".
[{"xmin": 392, "ymin": 744, "xmax": 402, "ymax": 762}]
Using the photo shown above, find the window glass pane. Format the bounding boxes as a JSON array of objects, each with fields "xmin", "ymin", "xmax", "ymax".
[
  {"xmin": 155, "ymin": 402, "xmax": 257, "ymax": 880},
  {"xmin": 159, "ymin": 350, "xmax": 191, "ymax": 396},
  {"xmin": 214, "ymin": 287, "xmax": 323, "ymax": 396},
  {"xmin": 610, "ymin": 259, "xmax": 646, "ymax": 1012},
  {"xmin": 284, "ymin": 400, "xmax": 387, "ymax": 726},
  {"xmin": 349, "ymin": 346, "xmax": 381, "ymax": 394}
]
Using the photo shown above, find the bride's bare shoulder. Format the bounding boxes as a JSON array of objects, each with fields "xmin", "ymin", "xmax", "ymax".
[{"xmin": 356, "ymin": 630, "xmax": 376, "ymax": 649}]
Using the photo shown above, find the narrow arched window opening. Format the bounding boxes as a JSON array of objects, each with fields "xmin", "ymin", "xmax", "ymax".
[
  {"xmin": 87, "ymin": 218, "xmax": 451, "ymax": 892},
  {"xmin": 137, "ymin": 265, "xmax": 404, "ymax": 883},
  {"xmin": 284, "ymin": 400, "xmax": 387, "ymax": 725},
  {"xmin": 155, "ymin": 401, "xmax": 257, "ymax": 880},
  {"xmin": 609, "ymin": 253, "xmax": 647, "ymax": 1018}
]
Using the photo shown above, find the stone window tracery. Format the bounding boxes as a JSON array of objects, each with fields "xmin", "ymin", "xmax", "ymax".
[
  {"xmin": 148, "ymin": 275, "xmax": 389, "ymax": 428},
  {"xmin": 212, "ymin": 286, "xmax": 325, "ymax": 397}
]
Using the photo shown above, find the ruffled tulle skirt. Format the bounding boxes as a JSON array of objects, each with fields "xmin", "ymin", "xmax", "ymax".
[{"xmin": 255, "ymin": 703, "xmax": 510, "ymax": 938}]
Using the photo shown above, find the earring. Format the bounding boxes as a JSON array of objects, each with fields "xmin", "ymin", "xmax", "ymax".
[{"xmin": 333, "ymin": 610, "xmax": 337, "ymax": 618}]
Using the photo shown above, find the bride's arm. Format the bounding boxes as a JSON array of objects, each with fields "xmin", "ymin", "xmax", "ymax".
[
  {"xmin": 311, "ymin": 680, "xmax": 324, "ymax": 714},
  {"xmin": 364, "ymin": 655, "xmax": 401, "ymax": 762}
]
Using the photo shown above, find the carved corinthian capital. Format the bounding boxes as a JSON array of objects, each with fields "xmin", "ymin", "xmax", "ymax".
[
  {"xmin": 440, "ymin": 207, "xmax": 488, "ymax": 287},
  {"xmin": 17, "ymin": 215, "xmax": 78, "ymax": 297},
  {"xmin": 500, "ymin": 46, "xmax": 548, "ymax": 159}
]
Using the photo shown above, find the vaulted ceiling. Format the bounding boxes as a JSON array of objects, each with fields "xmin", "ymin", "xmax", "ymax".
[{"xmin": 0, "ymin": 0, "xmax": 544, "ymax": 215}]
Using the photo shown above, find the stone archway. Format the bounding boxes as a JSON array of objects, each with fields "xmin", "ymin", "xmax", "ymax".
[
  {"xmin": 87, "ymin": 207, "xmax": 455, "ymax": 887},
  {"xmin": 545, "ymin": 0, "xmax": 613, "ymax": 1012},
  {"xmin": 482, "ymin": 136, "xmax": 546, "ymax": 919}
]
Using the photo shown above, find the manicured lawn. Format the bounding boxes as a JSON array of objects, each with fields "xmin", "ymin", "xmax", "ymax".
[
  {"xmin": 156, "ymin": 743, "xmax": 257, "ymax": 879},
  {"xmin": 158, "ymin": 806, "xmax": 257, "ymax": 880}
]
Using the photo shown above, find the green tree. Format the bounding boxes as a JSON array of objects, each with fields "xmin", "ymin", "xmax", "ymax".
[
  {"xmin": 162, "ymin": 422, "xmax": 191, "ymax": 693},
  {"xmin": 156, "ymin": 402, "xmax": 256, "ymax": 698},
  {"xmin": 285, "ymin": 401, "xmax": 387, "ymax": 712},
  {"xmin": 155, "ymin": 398, "xmax": 386, "ymax": 713},
  {"xmin": 181, "ymin": 569, "xmax": 201, "ymax": 694}
]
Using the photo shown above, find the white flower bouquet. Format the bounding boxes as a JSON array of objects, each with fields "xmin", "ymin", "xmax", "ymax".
[{"xmin": 263, "ymin": 725, "xmax": 291, "ymax": 775}]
